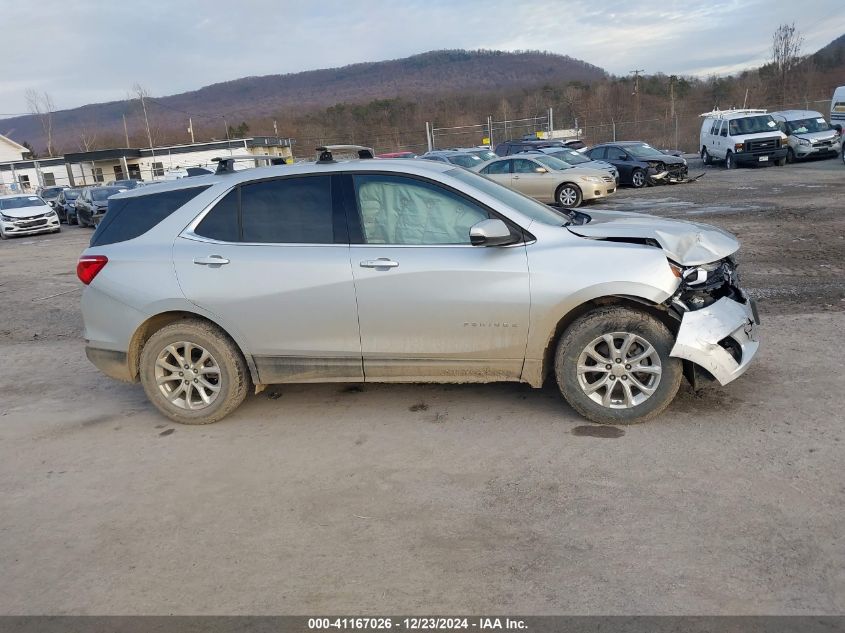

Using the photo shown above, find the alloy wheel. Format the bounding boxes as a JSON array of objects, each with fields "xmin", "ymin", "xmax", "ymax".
[
  {"xmin": 576, "ymin": 332, "xmax": 662, "ymax": 409},
  {"xmin": 154, "ymin": 341, "xmax": 222, "ymax": 410}
]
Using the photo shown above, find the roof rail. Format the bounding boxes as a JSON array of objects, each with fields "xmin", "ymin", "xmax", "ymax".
[
  {"xmin": 699, "ymin": 108, "xmax": 768, "ymax": 118},
  {"xmin": 212, "ymin": 154, "xmax": 288, "ymax": 174},
  {"xmin": 316, "ymin": 145, "xmax": 374, "ymax": 163}
]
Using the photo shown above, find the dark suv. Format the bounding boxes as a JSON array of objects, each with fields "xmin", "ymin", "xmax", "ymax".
[{"xmin": 494, "ymin": 139, "xmax": 585, "ymax": 156}]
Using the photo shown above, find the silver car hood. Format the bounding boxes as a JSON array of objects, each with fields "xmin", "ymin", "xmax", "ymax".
[
  {"xmin": 567, "ymin": 210, "xmax": 739, "ymax": 266},
  {"xmin": 0, "ymin": 203, "xmax": 53, "ymax": 219},
  {"xmin": 791, "ymin": 130, "xmax": 839, "ymax": 142}
]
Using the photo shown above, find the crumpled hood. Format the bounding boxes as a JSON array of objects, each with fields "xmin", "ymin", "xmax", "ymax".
[{"xmin": 567, "ymin": 210, "xmax": 739, "ymax": 266}]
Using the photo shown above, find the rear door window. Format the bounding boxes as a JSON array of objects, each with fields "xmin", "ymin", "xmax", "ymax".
[
  {"xmin": 91, "ymin": 186, "xmax": 211, "ymax": 246},
  {"xmin": 193, "ymin": 176, "xmax": 336, "ymax": 244},
  {"xmin": 588, "ymin": 147, "xmax": 606, "ymax": 160},
  {"xmin": 241, "ymin": 176, "xmax": 333, "ymax": 243},
  {"xmin": 195, "ymin": 189, "xmax": 239, "ymax": 242}
]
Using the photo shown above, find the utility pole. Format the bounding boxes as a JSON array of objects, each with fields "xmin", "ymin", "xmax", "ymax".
[
  {"xmin": 188, "ymin": 117, "xmax": 195, "ymax": 143},
  {"xmin": 630, "ymin": 69, "xmax": 644, "ymax": 134},
  {"xmin": 669, "ymin": 75, "xmax": 677, "ymax": 150},
  {"xmin": 273, "ymin": 120, "xmax": 278, "ymax": 136},
  {"xmin": 122, "ymin": 114, "xmax": 130, "ymax": 148}
]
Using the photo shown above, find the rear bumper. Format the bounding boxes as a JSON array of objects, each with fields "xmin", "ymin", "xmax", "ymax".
[
  {"xmin": 85, "ymin": 346, "xmax": 134, "ymax": 382},
  {"xmin": 670, "ymin": 296, "xmax": 759, "ymax": 385}
]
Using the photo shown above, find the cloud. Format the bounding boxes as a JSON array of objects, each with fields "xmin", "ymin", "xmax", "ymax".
[{"xmin": 0, "ymin": 0, "xmax": 841, "ymax": 114}]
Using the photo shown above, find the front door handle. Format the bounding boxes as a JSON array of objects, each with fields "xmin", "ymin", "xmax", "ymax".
[
  {"xmin": 360, "ymin": 258, "xmax": 399, "ymax": 269},
  {"xmin": 193, "ymin": 255, "xmax": 230, "ymax": 266}
]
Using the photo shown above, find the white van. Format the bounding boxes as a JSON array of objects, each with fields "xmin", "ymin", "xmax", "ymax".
[
  {"xmin": 830, "ymin": 86, "xmax": 845, "ymax": 129},
  {"xmin": 700, "ymin": 109, "xmax": 788, "ymax": 169},
  {"xmin": 771, "ymin": 110, "xmax": 841, "ymax": 162}
]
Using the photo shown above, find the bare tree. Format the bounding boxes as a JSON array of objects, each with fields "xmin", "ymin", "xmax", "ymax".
[
  {"xmin": 131, "ymin": 83, "xmax": 155, "ymax": 149},
  {"xmin": 25, "ymin": 90, "xmax": 56, "ymax": 157},
  {"xmin": 771, "ymin": 23, "xmax": 804, "ymax": 107},
  {"xmin": 77, "ymin": 127, "xmax": 98, "ymax": 151}
]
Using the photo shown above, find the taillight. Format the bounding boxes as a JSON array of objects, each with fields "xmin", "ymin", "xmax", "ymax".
[{"xmin": 77, "ymin": 255, "xmax": 108, "ymax": 285}]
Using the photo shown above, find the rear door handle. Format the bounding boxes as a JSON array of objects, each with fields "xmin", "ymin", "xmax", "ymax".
[
  {"xmin": 360, "ymin": 258, "xmax": 399, "ymax": 269},
  {"xmin": 193, "ymin": 255, "xmax": 230, "ymax": 266}
]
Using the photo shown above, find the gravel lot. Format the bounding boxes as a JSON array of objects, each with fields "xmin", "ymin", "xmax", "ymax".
[{"xmin": 0, "ymin": 159, "xmax": 843, "ymax": 615}]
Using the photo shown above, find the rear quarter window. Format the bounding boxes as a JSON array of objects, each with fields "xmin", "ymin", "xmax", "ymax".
[{"xmin": 90, "ymin": 186, "xmax": 210, "ymax": 247}]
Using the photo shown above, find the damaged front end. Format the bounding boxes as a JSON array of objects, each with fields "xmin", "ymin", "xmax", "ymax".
[
  {"xmin": 667, "ymin": 257, "xmax": 760, "ymax": 386},
  {"xmin": 645, "ymin": 160, "xmax": 702, "ymax": 185}
]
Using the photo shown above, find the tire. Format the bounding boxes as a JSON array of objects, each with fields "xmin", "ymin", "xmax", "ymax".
[
  {"xmin": 68, "ymin": 214, "xmax": 77, "ymax": 226},
  {"xmin": 701, "ymin": 147, "xmax": 712, "ymax": 165},
  {"xmin": 554, "ymin": 307, "xmax": 683, "ymax": 425},
  {"xmin": 775, "ymin": 157, "xmax": 786, "ymax": 167},
  {"xmin": 0, "ymin": 230, "xmax": 7, "ymax": 240},
  {"xmin": 78, "ymin": 214, "xmax": 88, "ymax": 228},
  {"xmin": 139, "ymin": 319, "xmax": 250, "ymax": 425},
  {"xmin": 630, "ymin": 169, "xmax": 646, "ymax": 188},
  {"xmin": 725, "ymin": 152, "xmax": 735, "ymax": 169},
  {"xmin": 786, "ymin": 148, "xmax": 796, "ymax": 164},
  {"xmin": 556, "ymin": 183, "xmax": 582, "ymax": 208}
]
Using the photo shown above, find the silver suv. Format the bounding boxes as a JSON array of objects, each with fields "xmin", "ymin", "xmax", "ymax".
[{"xmin": 79, "ymin": 150, "xmax": 760, "ymax": 425}]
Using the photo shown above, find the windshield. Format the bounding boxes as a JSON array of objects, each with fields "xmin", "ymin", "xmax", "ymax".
[
  {"xmin": 533, "ymin": 155, "xmax": 572, "ymax": 171},
  {"xmin": 41, "ymin": 187, "xmax": 63, "ymax": 197},
  {"xmin": 786, "ymin": 117, "xmax": 831, "ymax": 134},
  {"xmin": 447, "ymin": 168, "xmax": 570, "ymax": 227},
  {"xmin": 0, "ymin": 196, "xmax": 46, "ymax": 210},
  {"xmin": 549, "ymin": 149, "xmax": 590, "ymax": 165},
  {"xmin": 447, "ymin": 154, "xmax": 483, "ymax": 168},
  {"xmin": 92, "ymin": 188, "xmax": 122, "ymax": 201},
  {"xmin": 470, "ymin": 149, "xmax": 497, "ymax": 161},
  {"xmin": 624, "ymin": 143, "xmax": 662, "ymax": 158},
  {"xmin": 728, "ymin": 115, "xmax": 777, "ymax": 136},
  {"xmin": 65, "ymin": 190, "xmax": 81, "ymax": 200}
]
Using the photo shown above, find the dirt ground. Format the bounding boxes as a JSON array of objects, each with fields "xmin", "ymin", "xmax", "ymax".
[{"xmin": 0, "ymin": 158, "xmax": 843, "ymax": 615}]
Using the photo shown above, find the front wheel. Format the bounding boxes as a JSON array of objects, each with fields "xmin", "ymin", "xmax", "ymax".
[
  {"xmin": 139, "ymin": 319, "xmax": 250, "ymax": 424},
  {"xmin": 556, "ymin": 183, "xmax": 582, "ymax": 208},
  {"xmin": 725, "ymin": 152, "xmax": 735, "ymax": 169},
  {"xmin": 775, "ymin": 157, "xmax": 786, "ymax": 166},
  {"xmin": 786, "ymin": 148, "xmax": 796, "ymax": 164},
  {"xmin": 554, "ymin": 307, "xmax": 683, "ymax": 425},
  {"xmin": 630, "ymin": 169, "xmax": 646, "ymax": 188},
  {"xmin": 77, "ymin": 214, "xmax": 88, "ymax": 228}
]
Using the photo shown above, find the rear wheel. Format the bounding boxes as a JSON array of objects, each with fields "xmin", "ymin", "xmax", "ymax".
[
  {"xmin": 630, "ymin": 169, "xmax": 646, "ymax": 188},
  {"xmin": 140, "ymin": 320, "xmax": 250, "ymax": 425},
  {"xmin": 556, "ymin": 183, "xmax": 582, "ymax": 208},
  {"xmin": 554, "ymin": 307, "xmax": 682, "ymax": 425},
  {"xmin": 701, "ymin": 147, "xmax": 712, "ymax": 165}
]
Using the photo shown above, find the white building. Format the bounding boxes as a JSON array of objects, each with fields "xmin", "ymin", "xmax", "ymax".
[
  {"xmin": 0, "ymin": 133, "xmax": 28, "ymax": 162},
  {"xmin": 63, "ymin": 137, "xmax": 293, "ymax": 185},
  {"xmin": 0, "ymin": 136, "xmax": 294, "ymax": 193}
]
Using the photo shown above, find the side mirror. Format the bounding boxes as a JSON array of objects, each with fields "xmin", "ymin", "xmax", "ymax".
[
  {"xmin": 470, "ymin": 219, "xmax": 515, "ymax": 247},
  {"xmin": 535, "ymin": 167, "xmax": 548, "ymax": 173},
  {"xmin": 833, "ymin": 124, "xmax": 842, "ymax": 133}
]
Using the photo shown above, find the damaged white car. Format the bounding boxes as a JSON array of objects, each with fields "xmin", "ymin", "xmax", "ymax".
[{"xmin": 79, "ymin": 150, "xmax": 759, "ymax": 425}]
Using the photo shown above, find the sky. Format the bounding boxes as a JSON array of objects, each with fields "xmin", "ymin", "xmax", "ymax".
[{"xmin": 1, "ymin": 0, "xmax": 841, "ymax": 116}]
